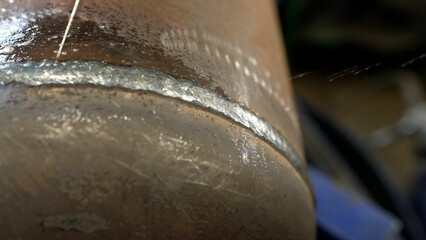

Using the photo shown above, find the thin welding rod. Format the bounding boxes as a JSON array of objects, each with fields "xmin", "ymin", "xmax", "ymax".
[{"xmin": 55, "ymin": 0, "xmax": 81, "ymax": 60}]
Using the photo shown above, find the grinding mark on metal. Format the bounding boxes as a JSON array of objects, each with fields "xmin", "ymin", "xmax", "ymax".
[
  {"xmin": 0, "ymin": 61, "xmax": 304, "ymax": 175},
  {"xmin": 56, "ymin": 0, "xmax": 81, "ymax": 60},
  {"xmin": 43, "ymin": 213, "xmax": 108, "ymax": 233}
]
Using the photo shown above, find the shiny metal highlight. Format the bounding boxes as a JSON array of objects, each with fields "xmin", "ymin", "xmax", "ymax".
[{"xmin": 0, "ymin": 60, "xmax": 304, "ymax": 175}]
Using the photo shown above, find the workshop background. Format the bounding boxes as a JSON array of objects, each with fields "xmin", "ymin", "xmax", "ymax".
[{"xmin": 278, "ymin": 0, "xmax": 426, "ymax": 239}]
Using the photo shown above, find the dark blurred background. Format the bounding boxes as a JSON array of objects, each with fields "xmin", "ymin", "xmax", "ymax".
[
  {"xmin": 279, "ymin": 0, "xmax": 426, "ymax": 193},
  {"xmin": 278, "ymin": 1, "xmax": 426, "ymax": 239}
]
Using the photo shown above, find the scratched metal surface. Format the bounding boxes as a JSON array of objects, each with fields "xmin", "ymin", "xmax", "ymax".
[
  {"xmin": 0, "ymin": 0, "xmax": 314, "ymax": 238},
  {"xmin": 0, "ymin": 61, "xmax": 305, "ymax": 176},
  {"xmin": 0, "ymin": 86, "xmax": 314, "ymax": 239},
  {"xmin": 0, "ymin": 0, "xmax": 303, "ymax": 159}
]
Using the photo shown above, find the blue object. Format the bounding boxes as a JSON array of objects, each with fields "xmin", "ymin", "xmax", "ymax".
[
  {"xmin": 309, "ymin": 167, "xmax": 402, "ymax": 240},
  {"xmin": 412, "ymin": 169, "xmax": 426, "ymax": 232}
]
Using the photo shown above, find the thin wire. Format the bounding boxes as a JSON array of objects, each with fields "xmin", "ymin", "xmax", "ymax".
[{"xmin": 56, "ymin": 0, "xmax": 81, "ymax": 60}]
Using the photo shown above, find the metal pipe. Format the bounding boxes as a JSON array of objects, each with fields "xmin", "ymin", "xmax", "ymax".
[{"xmin": 0, "ymin": 1, "xmax": 314, "ymax": 238}]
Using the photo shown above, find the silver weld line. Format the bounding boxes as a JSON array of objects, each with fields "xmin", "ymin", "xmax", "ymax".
[{"xmin": 0, "ymin": 61, "xmax": 305, "ymax": 178}]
